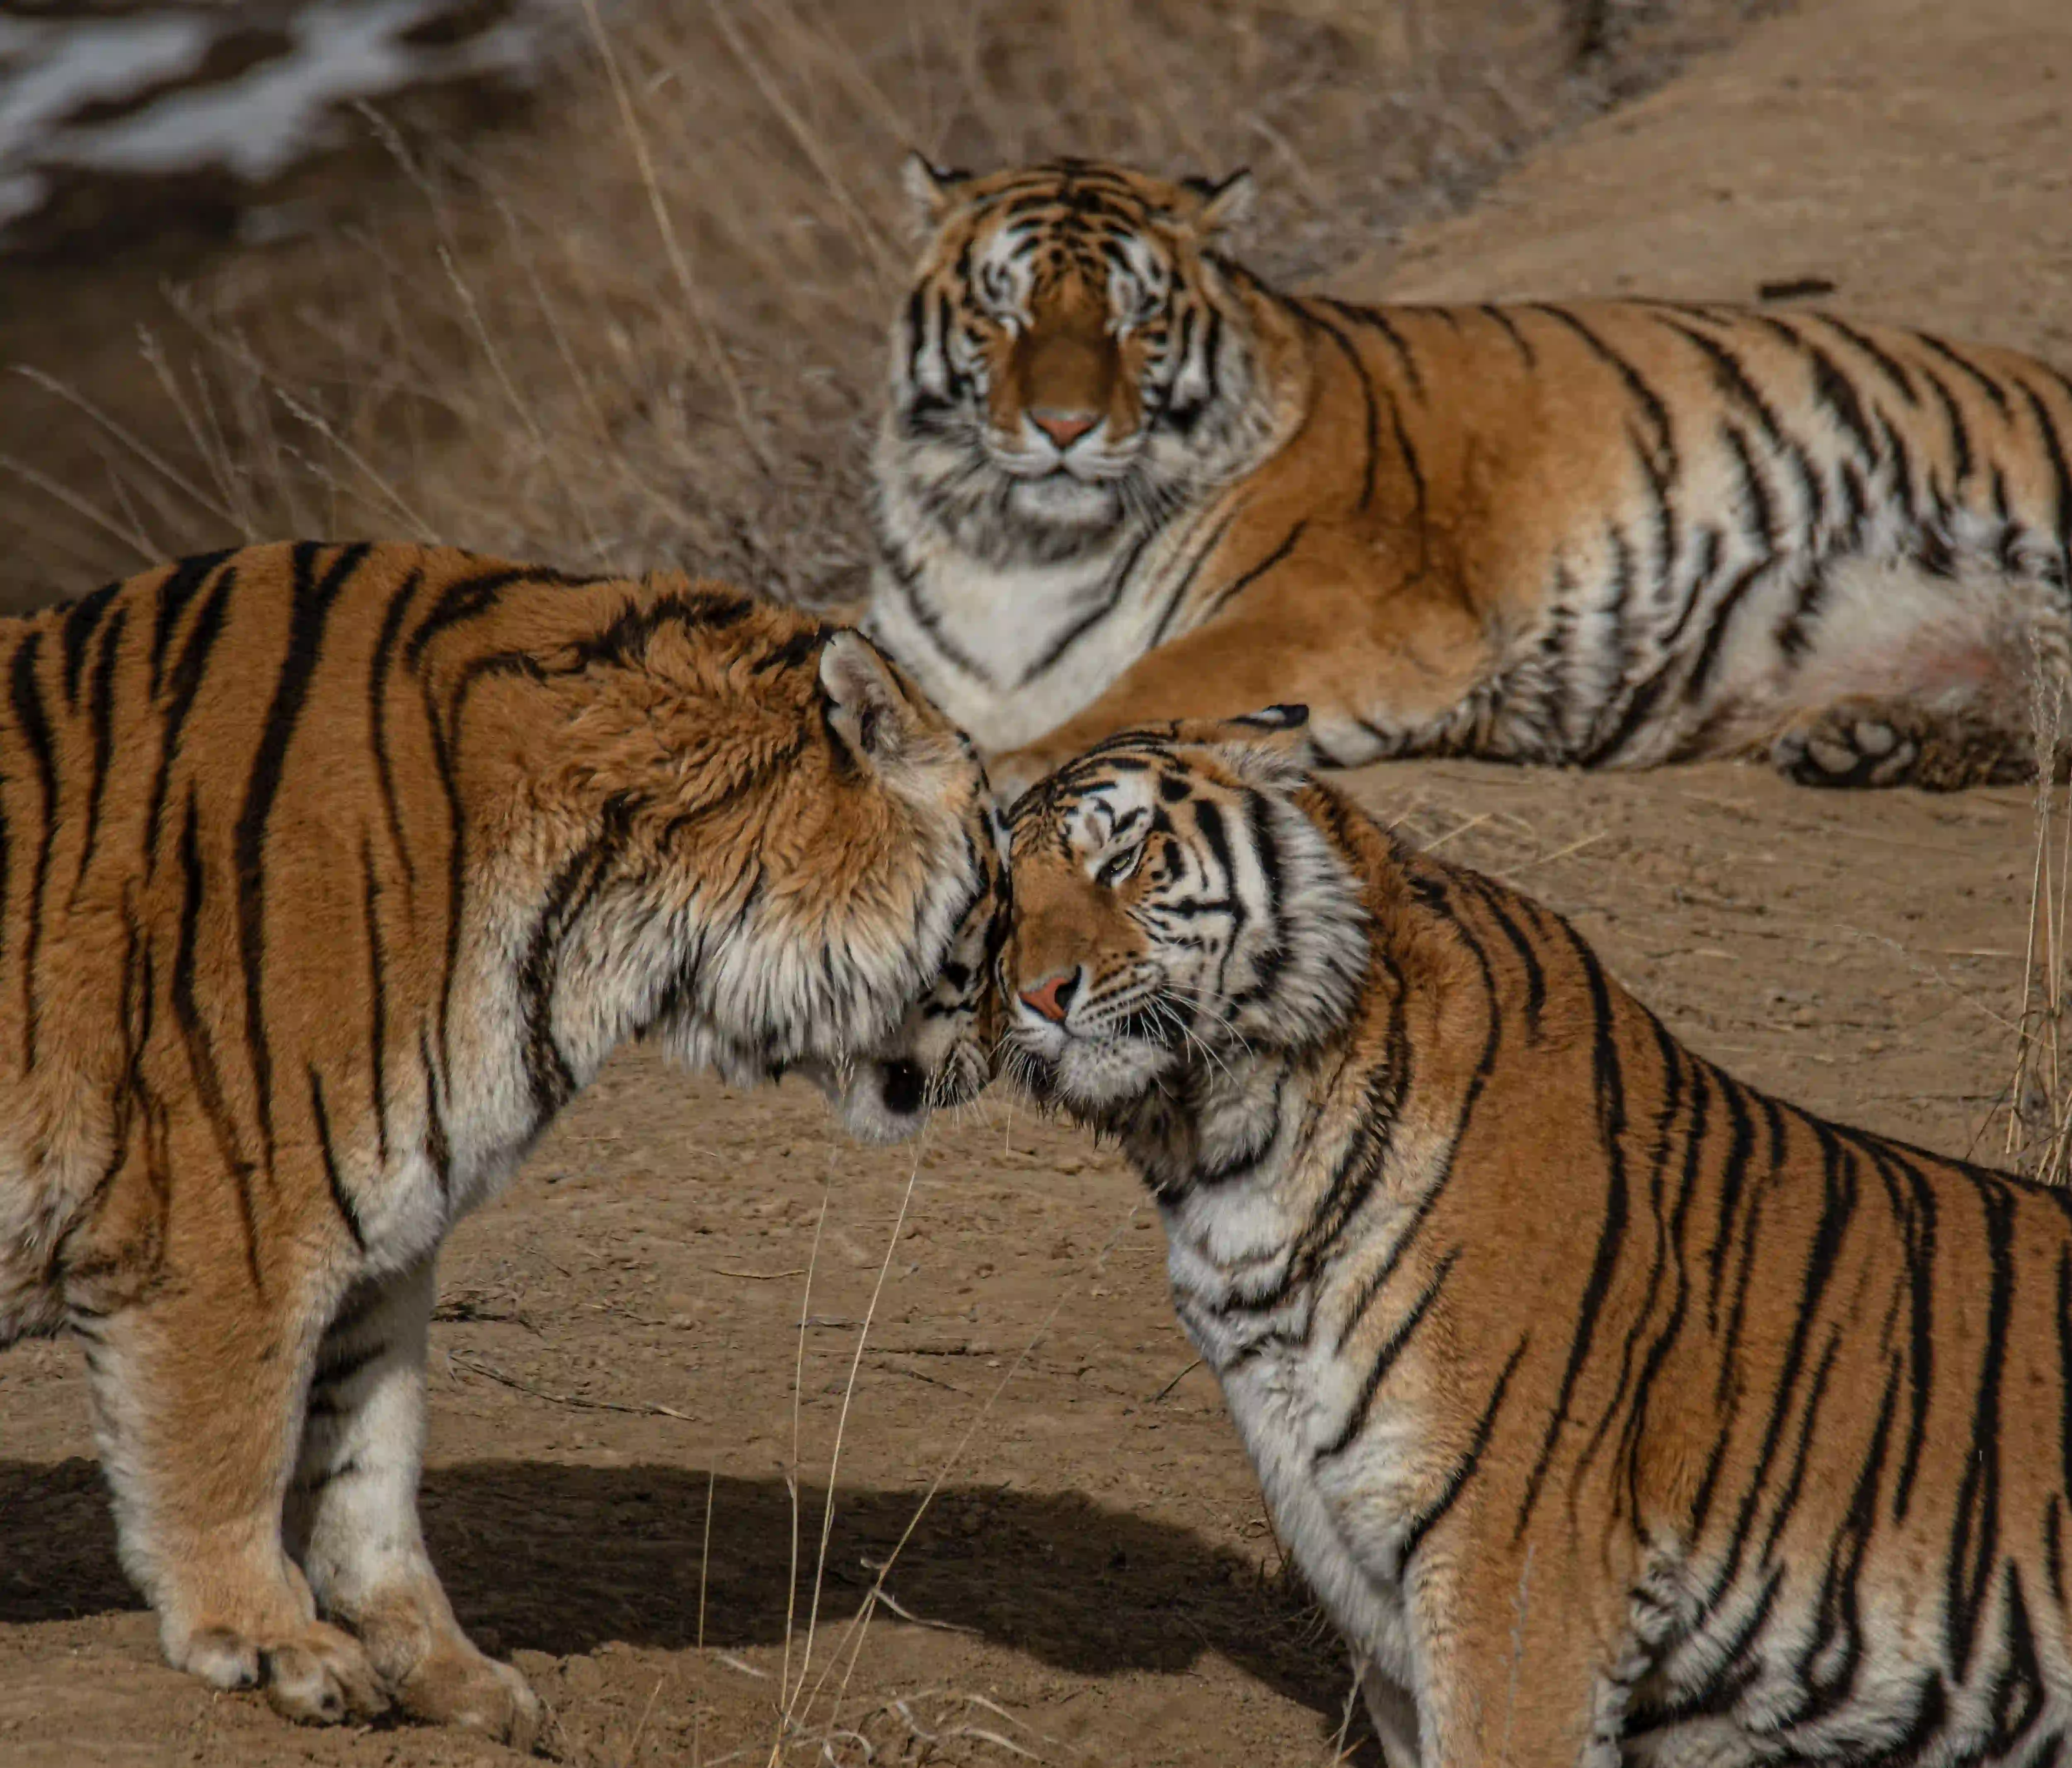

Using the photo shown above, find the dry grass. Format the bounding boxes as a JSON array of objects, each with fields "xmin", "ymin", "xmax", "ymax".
[
  {"xmin": 1997, "ymin": 667, "xmax": 2072, "ymax": 1182},
  {"xmin": 0, "ymin": 0, "xmax": 1762, "ymax": 615}
]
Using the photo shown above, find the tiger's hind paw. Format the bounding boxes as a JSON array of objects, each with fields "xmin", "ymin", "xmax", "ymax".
[{"xmin": 1770, "ymin": 699, "xmax": 2033, "ymax": 790}]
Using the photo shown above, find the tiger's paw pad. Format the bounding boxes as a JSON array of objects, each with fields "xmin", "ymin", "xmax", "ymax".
[
  {"xmin": 1772, "ymin": 711, "xmax": 1922, "ymax": 788},
  {"xmin": 399, "ymin": 1643, "xmax": 543, "ymax": 1751}
]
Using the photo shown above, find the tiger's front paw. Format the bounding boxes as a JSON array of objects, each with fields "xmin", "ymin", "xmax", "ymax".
[
  {"xmin": 175, "ymin": 1620, "xmax": 390, "ymax": 1726},
  {"xmin": 397, "ymin": 1639, "xmax": 544, "ymax": 1752}
]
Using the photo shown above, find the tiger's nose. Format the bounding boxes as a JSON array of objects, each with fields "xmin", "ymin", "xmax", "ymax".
[
  {"xmin": 1029, "ymin": 408, "xmax": 1099, "ymax": 451},
  {"xmin": 1019, "ymin": 970, "xmax": 1080, "ymax": 1023}
]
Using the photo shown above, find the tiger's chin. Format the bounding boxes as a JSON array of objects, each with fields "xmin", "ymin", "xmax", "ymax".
[
  {"xmin": 1013, "ymin": 1033, "xmax": 1174, "ymax": 1121},
  {"xmin": 1006, "ymin": 473, "xmax": 1122, "ymax": 529},
  {"xmin": 795, "ymin": 1039, "xmax": 993, "ymax": 1145}
]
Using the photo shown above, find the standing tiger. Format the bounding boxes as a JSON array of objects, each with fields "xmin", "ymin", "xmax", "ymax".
[
  {"xmin": 0, "ymin": 542, "xmax": 997, "ymax": 1741},
  {"xmin": 867, "ymin": 155, "xmax": 2072, "ymax": 799},
  {"xmin": 1003, "ymin": 707, "xmax": 2072, "ymax": 1766}
]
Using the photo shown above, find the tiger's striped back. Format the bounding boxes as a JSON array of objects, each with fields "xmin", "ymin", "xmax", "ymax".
[{"xmin": 1005, "ymin": 713, "xmax": 2072, "ymax": 1766}]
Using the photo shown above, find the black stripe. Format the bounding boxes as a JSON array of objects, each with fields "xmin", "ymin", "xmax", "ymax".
[
  {"xmin": 1320, "ymin": 298, "xmax": 1425, "ymax": 400},
  {"xmin": 60, "ymin": 579, "xmax": 120, "ymax": 707},
  {"xmin": 72, "ymin": 603, "xmax": 126, "ymax": 899},
  {"xmin": 1194, "ymin": 521, "xmax": 1309, "ymax": 628},
  {"xmin": 1399, "ymin": 1335, "xmax": 1528, "ymax": 1567},
  {"xmin": 2015, "ymin": 376, "xmax": 2072, "ymax": 567},
  {"xmin": 145, "ymin": 562, "xmax": 235, "ymax": 870},
  {"xmin": 1301, "ymin": 305, "xmax": 1382, "ymax": 513},
  {"xmin": 1916, "ymin": 332, "xmax": 2011, "ymax": 417},
  {"xmin": 235, "ymin": 542, "xmax": 370, "ymax": 1180},
  {"xmin": 1718, "ymin": 1114, "xmax": 1858, "ymax": 1585},
  {"xmin": 1147, "ymin": 506, "xmax": 1243, "ymax": 649},
  {"xmin": 419, "ymin": 1027, "xmax": 451, "ymax": 1198},
  {"xmin": 368, "ymin": 565, "xmax": 426, "ymax": 888},
  {"xmin": 1482, "ymin": 305, "xmax": 1536, "ymax": 366},
  {"xmin": 873, "ymin": 546, "xmax": 995, "ymax": 688},
  {"xmin": 517, "ymin": 832, "xmax": 618, "ymax": 1120},
  {"xmin": 1017, "ymin": 525, "xmax": 1161, "ymax": 684},
  {"xmin": 1680, "ymin": 559, "xmax": 1771, "ymax": 707},
  {"xmin": 171, "ymin": 792, "xmax": 263, "ymax": 1293},
  {"xmin": 1947, "ymin": 1170, "xmax": 2017, "ymax": 1677},
  {"xmin": 11, "ymin": 632, "xmax": 57, "ymax": 1069},
  {"xmin": 1751, "ymin": 314, "xmax": 1878, "ymax": 467},
  {"xmin": 1317, "ymin": 1250, "xmax": 1458, "ymax": 1459},
  {"xmin": 1539, "ymin": 305, "xmax": 1676, "ymax": 470},
  {"xmin": 146, "ymin": 548, "xmax": 234, "ymax": 696},
  {"xmin": 403, "ymin": 560, "xmax": 595, "ymax": 669},
  {"xmin": 307, "ymin": 1066, "xmax": 366, "ymax": 1252},
  {"xmin": 1515, "ymin": 920, "xmax": 1632, "ymax": 1533},
  {"xmin": 1915, "ymin": 362, "xmax": 1977, "ymax": 492},
  {"xmin": 1720, "ymin": 422, "xmax": 1780, "ymax": 552},
  {"xmin": 361, "ymin": 836, "xmax": 390, "ymax": 1165},
  {"xmin": 1814, "ymin": 314, "xmax": 1918, "ymax": 406}
]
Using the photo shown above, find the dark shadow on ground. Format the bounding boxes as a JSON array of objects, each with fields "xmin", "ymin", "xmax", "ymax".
[{"xmin": 0, "ymin": 1458, "xmax": 1348, "ymax": 1727}]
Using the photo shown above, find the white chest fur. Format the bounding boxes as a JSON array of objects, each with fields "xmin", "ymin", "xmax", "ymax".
[
  {"xmin": 866, "ymin": 497, "xmax": 1228, "ymax": 755},
  {"xmin": 1158, "ymin": 1187, "xmax": 1426, "ymax": 1690}
]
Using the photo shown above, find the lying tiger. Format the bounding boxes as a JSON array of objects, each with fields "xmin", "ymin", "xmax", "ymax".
[
  {"xmin": 0, "ymin": 542, "xmax": 998, "ymax": 1741},
  {"xmin": 997, "ymin": 708, "xmax": 2072, "ymax": 1766},
  {"xmin": 867, "ymin": 155, "xmax": 2072, "ymax": 799}
]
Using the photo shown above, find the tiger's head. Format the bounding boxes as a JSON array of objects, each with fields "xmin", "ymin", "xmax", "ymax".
[
  {"xmin": 479, "ymin": 583, "xmax": 1000, "ymax": 1136},
  {"xmin": 1000, "ymin": 706, "xmax": 1368, "ymax": 1129},
  {"xmin": 806, "ymin": 787, "xmax": 1012, "ymax": 1143},
  {"xmin": 881, "ymin": 156, "xmax": 1287, "ymax": 562}
]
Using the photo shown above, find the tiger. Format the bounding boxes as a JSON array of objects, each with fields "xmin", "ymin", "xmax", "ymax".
[
  {"xmin": 1001, "ymin": 705, "xmax": 2072, "ymax": 1766},
  {"xmin": 866, "ymin": 154, "xmax": 2072, "ymax": 802},
  {"xmin": 0, "ymin": 541, "xmax": 997, "ymax": 1742}
]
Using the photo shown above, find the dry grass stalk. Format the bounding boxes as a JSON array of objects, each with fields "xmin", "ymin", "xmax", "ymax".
[
  {"xmin": 0, "ymin": 0, "xmax": 1760, "ymax": 615},
  {"xmin": 1999, "ymin": 658, "xmax": 2072, "ymax": 1182}
]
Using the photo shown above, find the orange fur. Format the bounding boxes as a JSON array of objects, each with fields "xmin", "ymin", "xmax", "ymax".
[
  {"xmin": 0, "ymin": 541, "xmax": 993, "ymax": 1739},
  {"xmin": 872, "ymin": 159, "xmax": 2072, "ymax": 801},
  {"xmin": 1002, "ymin": 719, "xmax": 2072, "ymax": 1765}
]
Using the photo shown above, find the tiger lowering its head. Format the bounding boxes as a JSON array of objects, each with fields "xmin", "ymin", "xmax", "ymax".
[
  {"xmin": 0, "ymin": 543, "xmax": 996, "ymax": 1743},
  {"xmin": 868, "ymin": 156, "xmax": 2072, "ymax": 800},
  {"xmin": 1004, "ymin": 708, "xmax": 2072, "ymax": 1766}
]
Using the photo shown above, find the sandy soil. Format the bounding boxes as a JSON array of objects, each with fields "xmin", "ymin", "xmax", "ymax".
[{"xmin": 5, "ymin": 0, "xmax": 2072, "ymax": 1763}]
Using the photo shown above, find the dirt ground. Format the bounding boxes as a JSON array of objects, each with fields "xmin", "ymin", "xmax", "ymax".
[
  {"xmin": 0, "ymin": 755, "xmax": 2042, "ymax": 1768},
  {"xmin": 6, "ymin": 0, "xmax": 2072, "ymax": 1763}
]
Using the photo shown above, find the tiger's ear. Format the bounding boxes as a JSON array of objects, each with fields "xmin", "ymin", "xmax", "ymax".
[
  {"xmin": 820, "ymin": 630, "xmax": 929, "ymax": 772},
  {"xmin": 901, "ymin": 152, "xmax": 971, "ymax": 235},
  {"xmin": 1176, "ymin": 702, "xmax": 1316, "ymax": 788},
  {"xmin": 1175, "ymin": 168, "xmax": 1256, "ymax": 236}
]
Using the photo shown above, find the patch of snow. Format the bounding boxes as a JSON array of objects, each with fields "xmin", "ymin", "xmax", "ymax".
[{"xmin": 0, "ymin": 2, "xmax": 571, "ymax": 249}]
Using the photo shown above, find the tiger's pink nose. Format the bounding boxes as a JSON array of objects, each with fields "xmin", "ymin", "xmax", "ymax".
[
  {"xmin": 1029, "ymin": 408, "xmax": 1098, "ymax": 451},
  {"xmin": 1019, "ymin": 971, "xmax": 1080, "ymax": 1023}
]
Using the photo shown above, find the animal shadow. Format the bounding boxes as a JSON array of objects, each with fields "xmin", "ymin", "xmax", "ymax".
[{"xmin": 1, "ymin": 1458, "xmax": 1351, "ymax": 1728}]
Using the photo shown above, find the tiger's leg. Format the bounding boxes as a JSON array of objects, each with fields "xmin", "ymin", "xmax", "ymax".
[
  {"xmin": 984, "ymin": 581, "xmax": 1488, "ymax": 801},
  {"xmin": 84, "ymin": 1247, "xmax": 388, "ymax": 1724},
  {"xmin": 1404, "ymin": 1544, "xmax": 1629, "ymax": 1768},
  {"xmin": 1353, "ymin": 1651, "xmax": 1424, "ymax": 1767},
  {"xmin": 1769, "ymin": 695, "xmax": 2046, "ymax": 789},
  {"xmin": 286, "ymin": 1255, "xmax": 542, "ymax": 1747}
]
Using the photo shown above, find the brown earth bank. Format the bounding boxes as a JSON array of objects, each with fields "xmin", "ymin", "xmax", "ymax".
[{"xmin": 6, "ymin": 0, "xmax": 2072, "ymax": 1762}]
